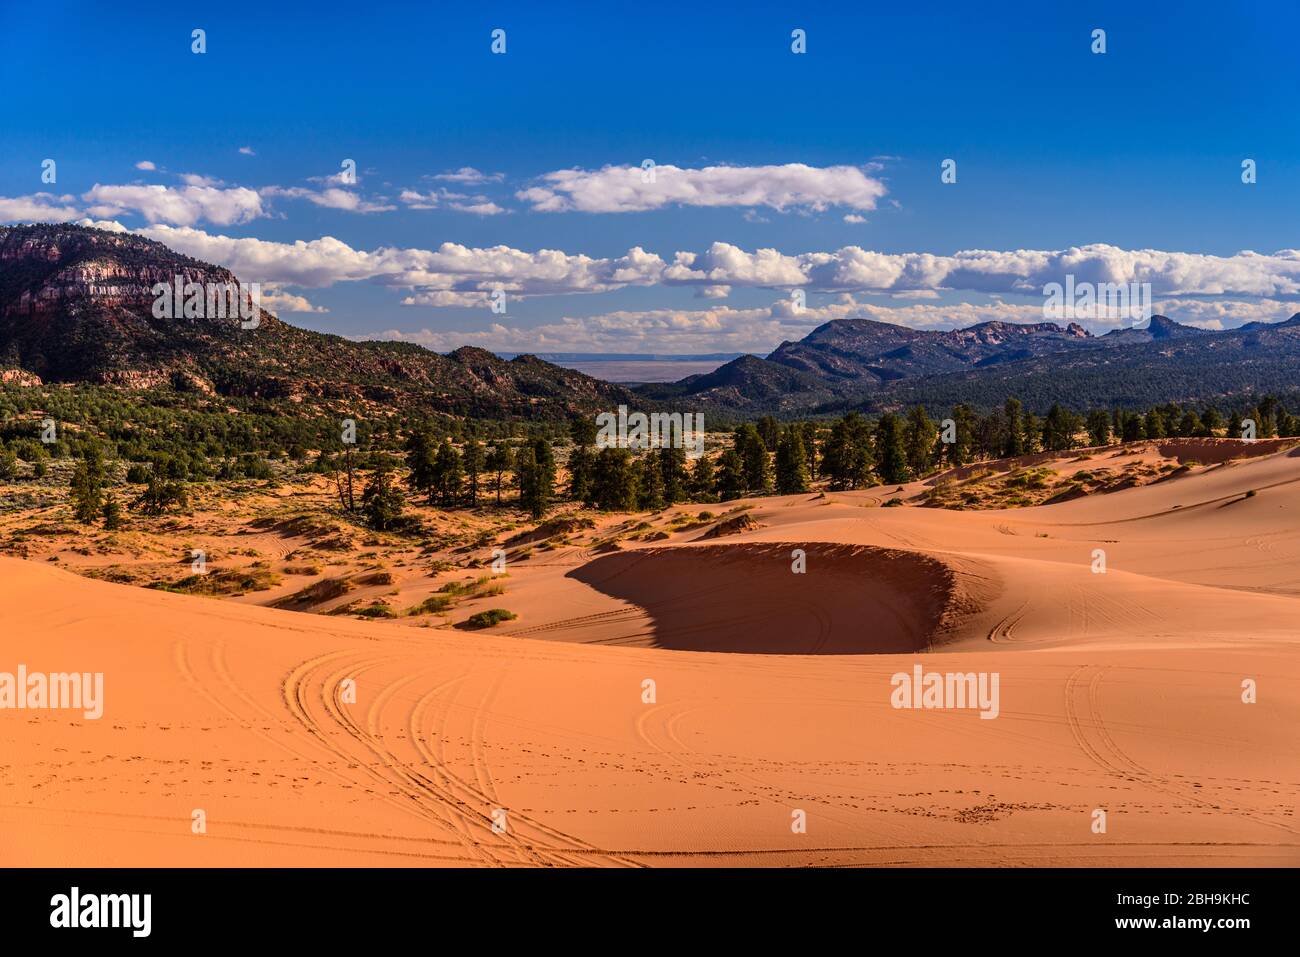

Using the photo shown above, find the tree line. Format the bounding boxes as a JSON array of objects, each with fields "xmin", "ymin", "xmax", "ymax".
[{"xmin": 28, "ymin": 390, "xmax": 1300, "ymax": 532}]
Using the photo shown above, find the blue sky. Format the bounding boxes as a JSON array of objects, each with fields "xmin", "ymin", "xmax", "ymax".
[{"xmin": 2, "ymin": 0, "xmax": 1298, "ymax": 353}]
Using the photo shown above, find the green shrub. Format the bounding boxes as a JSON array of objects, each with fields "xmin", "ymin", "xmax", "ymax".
[{"xmin": 463, "ymin": 608, "xmax": 517, "ymax": 629}]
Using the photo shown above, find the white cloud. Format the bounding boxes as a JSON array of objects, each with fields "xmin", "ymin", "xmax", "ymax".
[
  {"xmin": 81, "ymin": 183, "xmax": 263, "ymax": 226},
  {"xmin": 261, "ymin": 186, "xmax": 395, "ymax": 214},
  {"xmin": 11, "ymin": 208, "xmax": 1299, "ymax": 343},
  {"xmin": 238, "ymin": 146, "xmax": 256, "ymax": 155},
  {"xmin": 73, "ymin": 218, "xmax": 130, "ymax": 232},
  {"xmin": 662, "ymin": 242, "xmax": 1300, "ymax": 300},
  {"xmin": 399, "ymin": 189, "xmax": 440, "ymax": 210},
  {"xmin": 0, "ymin": 193, "xmax": 82, "ymax": 222},
  {"xmin": 134, "ymin": 225, "xmax": 667, "ymax": 302},
  {"xmin": 362, "ymin": 295, "xmax": 1047, "ymax": 354},
  {"xmin": 518, "ymin": 163, "xmax": 888, "ymax": 214},
  {"xmin": 430, "ymin": 167, "xmax": 504, "ymax": 184},
  {"xmin": 308, "ymin": 170, "xmax": 362, "ymax": 187},
  {"xmin": 179, "ymin": 173, "xmax": 224, "ymax": 188},
  {"xmin": 259, "ymin": 283, "xmax": 329, "ymax": 314},
  {"xmin": 360, "ymin": 292, "xmax": 1300, "ymax": 355},
  {"xmin": 1151, "ymin": 297, "xmax": 1297, "ymax": 327},
  {"xmin": 450, "ymin": 201, "xmax": 507, "ymax": 216},
  {"xmin": 399, "ymin": 188, "xmax": 508, "ymax": 215},
  {"xmin": 400, "ymin": 291, "xmax": 496, "ymax": 308},
  {"xmin": 135, "ymin": 160, "xmax": 156, "ymax": 171}
]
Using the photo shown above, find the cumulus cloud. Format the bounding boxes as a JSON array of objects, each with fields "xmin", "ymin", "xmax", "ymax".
[
  {"xmin": 261, "ymin": 186, "xmax": 395, "ymax": 214},
  {"xmin": 363, "ymin": 295, "xmax": 1052, "ymax": 354},
  {"xmin": 0, "ymin": 193, "xmax": 83, "ymax": 222},
  {"xmin": 662, "ymin": 242, "xmax": 1300, "ymax": 300},
  {"xmin": 135, "ymin": 161, "xmax": 156, "ymax": 171},
  {"xmin": 399, "ymin": 188, "xmax": 508, "ymax": 215},
  {"xmin": 362, "ymin": 291, "xmax": 1300, "ymax": 355},
  {"xmin": 1151, "ymin": 297, "xmax": 1298, "ymax": 327},
  {"xmin": 259, "ymin": 283, "xmax": 329, "ymax": 314},
  {"xmin": 81, "ymin": 183, "xmax": 263, "ymax": 226},
  {"xmin": 451, "ymin": 201, "xmax": 507, "ymax": 216},
  {"xmin": 134, "ymin": 225, "xmax": 667, "ymax": 303},
  {"xmin": 517, "ymin": 163, "xmax": 888, "ymax": 214},
  {"xmin": 9, "ymin": 204, "xmax": 1299, "ymax": 342},
  {"xmin": 110, "ymin": 225, "xmax": 1300, "ymax": 324},
  {"xmin": 179, "ymin": 173, "xmax": 224, "ymax": 188}
]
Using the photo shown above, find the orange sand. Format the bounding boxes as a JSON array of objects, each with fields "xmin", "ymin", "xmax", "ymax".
[{"xmin": 2, "ymin": 444, "xmax": 1298, "ymax": 866}]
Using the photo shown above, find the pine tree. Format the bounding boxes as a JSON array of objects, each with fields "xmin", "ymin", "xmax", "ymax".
[
  {"xmin": 567, "ymin": 443, "xmax": 595, "ymax": 502},
  {"xmin": 431, "ymin": 439, "xmax": 463, "ymax": 506},
  {"xmin": 637, "ymin": 454, "xmax": 665, "ymax": 511},
  {"xmin": 590, "ymin": 446, "xmax": 638, "ymax": 511},
  {"xmin": 822, "ymin": 413, "xmax": 872, "ymax": 489},
  {"xmin": 69, "ymin": 445, "xmax": 107, "ymax": 524},
  {"xmin": 1021, "ymin": 413, "xmax": 1041, "ymax": 453},
  {"xmin": 1250, "ymin": 405, "xmax": 1272, "ymax": 438},
  {"xmin": 756, "ymin": 415, "xmax": 780, "ymax": 452},
  {"xmin": 1144, "ymin": 408, "xmax": 1166, "ymax": 440},
  {"xmin": 485, "ymin": 442, "xmax": 515, "ymax": 505},
  {"xmin": 101, "ymin": 493, "xmax": 123, "ymax": 531},
  {"xmin": 689, "ymin": 453, "xmax": 716, "ymax": 502},
  {"xmin": 1003, "ymin": 398, "xmax": 1026, "ymax": 457},
  {"xmin": 1259, "ymin": 396, "xmax": 1279, "ymax": 437},
  {"xmin": 716, "ymin": 449, "xmax": 746, "ymax": 501},
  {"xmin": 774, "ymin": 425, "xmax": 810, "ymax": 494},
  {"xmin": 1085, "ymin": 409, "xmax": 1112, "ymax": 447},
  {"xmin": 1122, "ymin": 412, "xmax": 1145, "ymax": 442},
  {"xmin": 874, "ymin": 413, "xmax": 909, "ymax": 485},
  {"xmin": 945, "ymin": 404, "xmax": 977, "ymax": 466},
  {"xmin": 1177, "ymin": 410, "xmax": 1202, "ymax": 437},
  {"xmin": 658, "ymin": 445, "xmax": 688, "ymax": 504},
  {"xmin": 362, "ymin": 458, "xmax": 406, "ymax": 531},
  {"xmin": 404, "ymin": 429, "xmax": 438, "ymax": 504},
  {"xmin": 517, "ymin": 439, "xmax": 555, "ymax": 519},
  {"xmin": 800, "ymin": 421, "xmax": 820, "ymax": 478},
  {"xmin": 734, "ymin": 424, "xmax": 770, "ymax": 493},
  {"xmin": 462, "ymin": 439, "xmax": 484, "ymax": 506},
  {"xmin": 1042, "ymin": 403, "xmax": 1075, "ymax": 451},
  {"xmin": 903, "ymin": 406, "xmax": 937, "ymax": 477},
  {"xmin": 569, "ymin": 416, "xmax": 598, "ymax": 448},
  {"xmin": 134, "ymin": 470, "xmax": 188, "ymax": 515}
]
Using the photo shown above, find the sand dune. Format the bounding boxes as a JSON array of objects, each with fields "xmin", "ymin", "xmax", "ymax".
[{"xmin": 2, "ymin": 443, "xmax": 1298, "ymax": 866}]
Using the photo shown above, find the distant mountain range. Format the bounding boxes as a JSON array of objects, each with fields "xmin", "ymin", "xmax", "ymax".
[
  {"xmin": 5, "ymin": 223, "xmax": 1300, "ymax": 421},
  {"xmin": 637, "ymin": 311, "xmax": 1300, "ymax": 415},
  {"xmin": 0, "ymin": 224, "xmax": 635, "ymax": 419}
]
